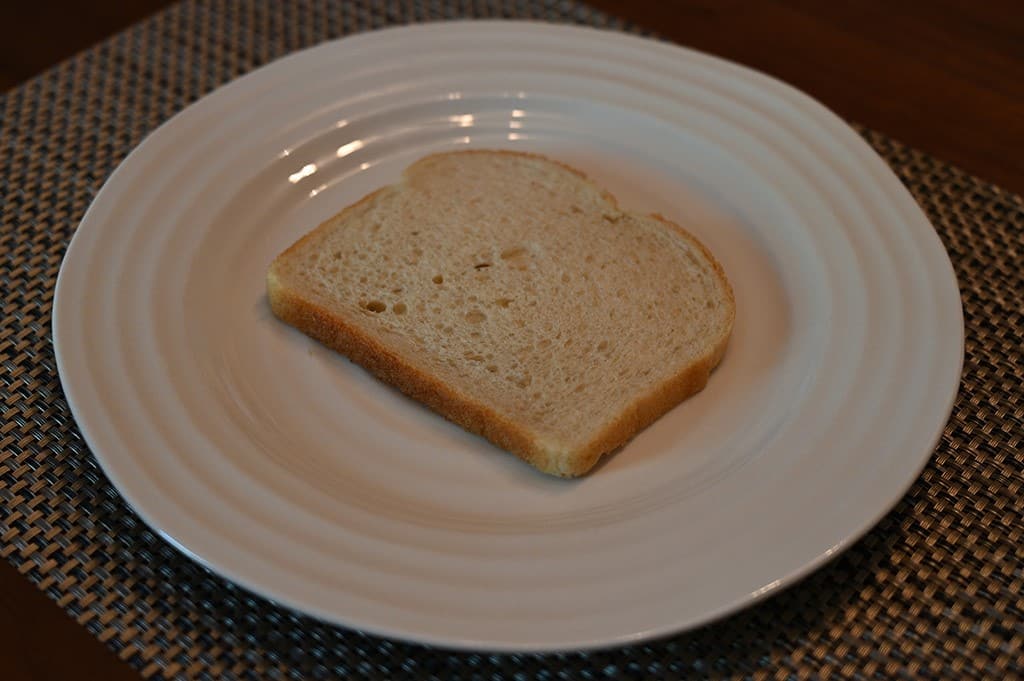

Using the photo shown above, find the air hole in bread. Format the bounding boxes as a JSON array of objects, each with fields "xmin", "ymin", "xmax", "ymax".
[
  {"xmin": 495, "ymin": 298, "xmax": 512, "ymax": 308},
  {"xmin": 474, "ymin": 262, "xmax": 492, "ymax": 270},
  {"xmin": 432, "ymin": 274, "xmax": 444, "ymax": 284},
  {"xmin": 466, "ymin": 310, "xmax": 486, "ymax": 324},
  {"xmin": 393, "ymin": 302, "xmax": 407, "ymax": 314},
  {"xmin": 597, "ymin": 340, "xmax": 608, "ymax": 352},
  {"xmin": 486, "ymin": 365, "xmax": 498, "ymax": 373},
  {"xmin": 363, "ymin": 300, "xmax": 385, "ymax": 313}
]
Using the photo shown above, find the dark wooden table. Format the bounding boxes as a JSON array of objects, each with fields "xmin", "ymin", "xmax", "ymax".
[{"xmin": 1, "ymin": 2, "xmax": 1021, "ymax": 678}]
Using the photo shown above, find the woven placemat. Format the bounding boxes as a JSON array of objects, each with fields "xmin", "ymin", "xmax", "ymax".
[{"xmin": 2, "ymin": 0, "xmax": 1022, "ymax": 678}]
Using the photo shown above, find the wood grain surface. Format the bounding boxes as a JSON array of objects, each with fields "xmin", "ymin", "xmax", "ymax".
[{"xmin": 1, "ymin": 1, "xmax": 1021, "ymax": 678}]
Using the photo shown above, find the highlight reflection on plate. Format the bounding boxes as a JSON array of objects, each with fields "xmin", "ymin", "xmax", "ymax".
[{"xmin": 53, "ymin": 21, "xmax": 962, "ymax": 651}]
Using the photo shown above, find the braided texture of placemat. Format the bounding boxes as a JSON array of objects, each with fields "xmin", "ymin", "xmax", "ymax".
[{"xmin": 1, "ymin": 0, "xmax": 1022, "ymax": 678}]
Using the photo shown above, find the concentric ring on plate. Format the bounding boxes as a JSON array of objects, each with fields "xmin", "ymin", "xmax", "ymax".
[{"xmin": 53, "ymin": 22, "xmax": 962, "ymax": 650}]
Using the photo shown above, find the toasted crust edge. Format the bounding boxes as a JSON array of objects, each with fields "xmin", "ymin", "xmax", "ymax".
[{"xmin": 267, "ymin": 151, "xmax": 735, "ymax": 477}]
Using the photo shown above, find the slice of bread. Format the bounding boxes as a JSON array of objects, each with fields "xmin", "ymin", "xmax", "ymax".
[{"xmin": 267, "ymin": 150, "xmax": 734, "ymax": 477}]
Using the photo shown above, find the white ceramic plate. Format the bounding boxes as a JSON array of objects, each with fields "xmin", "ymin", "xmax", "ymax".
[{"xmin": 53, "ymin": 21, "xmax": 963, "ymax": 651}]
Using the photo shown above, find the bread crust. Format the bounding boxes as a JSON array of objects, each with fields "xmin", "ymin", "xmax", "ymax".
[{"xmin": 268, "ymin": 151, "xmax": 734, "ymax": 477}]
